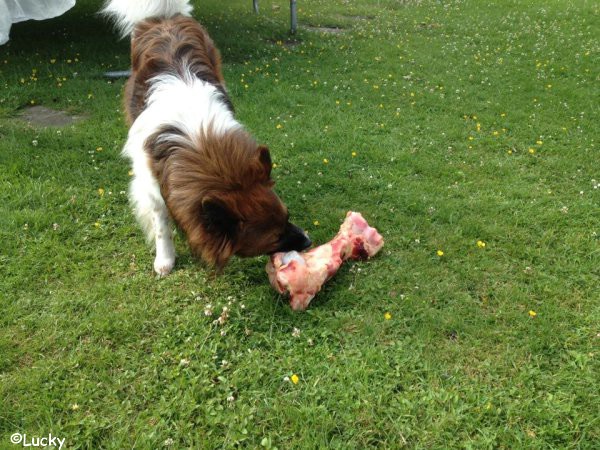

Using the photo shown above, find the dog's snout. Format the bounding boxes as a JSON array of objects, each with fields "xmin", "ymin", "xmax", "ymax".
[
  {"xmin": 297, "ymin": 232, "xmax": 312, "ymax": 251},
  {"xmin": 278, "ymin": 223, "xmax": 312, "ymax": 252}
]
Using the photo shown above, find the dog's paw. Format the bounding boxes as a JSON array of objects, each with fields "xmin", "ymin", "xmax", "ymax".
[{"xmin": 154, "ymin": 257, "xmax": 175, "ymax": 277}]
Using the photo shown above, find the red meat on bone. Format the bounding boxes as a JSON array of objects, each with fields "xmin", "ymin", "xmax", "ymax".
[{"xmin": 266, "ymin": 211, "xmax": 384, "ymax": 310}]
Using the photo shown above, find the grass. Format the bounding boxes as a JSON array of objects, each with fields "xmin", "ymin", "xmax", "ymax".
[{"xmin": 1, "ymin": 0, "xmax": 599, "ymax": 448}]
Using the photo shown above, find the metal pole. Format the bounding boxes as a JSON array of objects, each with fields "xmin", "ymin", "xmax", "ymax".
[
  {"xmin": 290, "ymin": 0, "xmax": 297, "ymax": 34},
  {"xmin": 253, "ymin": 0, "xmax": 259, "ymax": 14}
]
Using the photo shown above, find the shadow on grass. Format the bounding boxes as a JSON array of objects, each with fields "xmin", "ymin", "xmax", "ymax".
[{"xmin": 4, "ymin": 0, "xmax": 304, "ymax": 65}]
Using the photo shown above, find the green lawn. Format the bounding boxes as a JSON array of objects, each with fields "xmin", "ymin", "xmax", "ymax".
[{"xmin": 1, "ymin": 0, "xmax": 599, "ymax": 448}]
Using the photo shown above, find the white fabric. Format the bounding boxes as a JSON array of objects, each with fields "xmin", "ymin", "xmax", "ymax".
[{"xmin": 0, "ymin": 0, "xmax": 76, "ymax": 44}]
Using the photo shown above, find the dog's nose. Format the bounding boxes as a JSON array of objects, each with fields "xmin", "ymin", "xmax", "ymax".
[
  {"xmin": 298, "ymin": 233, "xmax": 312, "ymax": 251},
  {"xmin": 278, "ymin": 223, "xmax": 312, "ymax": 252},
  {"xmin": 289, "ymin": 223, "xmax": 312, "ymax": 250}
]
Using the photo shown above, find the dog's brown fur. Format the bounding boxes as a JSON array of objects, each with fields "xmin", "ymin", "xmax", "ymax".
[
  {"xmin": 124, "ymin": 15, "xmax": 231, "ymax": 125},
  {"xmin": 145, "ymin": 125, "xmax": 288, "ymax": 267},
  {"xmin": 124, "ymin": 15, "xmax": 307, "ymax": 268}
]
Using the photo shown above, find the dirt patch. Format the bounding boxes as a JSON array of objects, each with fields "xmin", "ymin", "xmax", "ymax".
[
  {"xmin": 19, "ymin": 106, "xmax": 84, "ymax": 127},
  {"xmin": 266, "ymin": 38, "xmax": 302, "ymax": 48},
  {"xmin": 304, "ymin": 25, "xmax": 345, "ymax": 34}
]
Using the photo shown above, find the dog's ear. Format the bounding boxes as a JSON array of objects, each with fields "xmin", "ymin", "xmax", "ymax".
[
  {"xmin": 257, "ymin": 145, "xmax": 272, "ymax": 179},
  {"xmin": 201, "ymin": 197, "xmax": 239, "ymax": 238}
]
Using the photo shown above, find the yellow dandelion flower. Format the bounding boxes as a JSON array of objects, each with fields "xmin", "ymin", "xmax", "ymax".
[
  {"xmin": 529, "ymin": 148, "xmax": 536, "ymax": 154},
  {"xmin": 528, "ymin": 310, "xmax": 537, "ymax": 318},
  {"xmin": 500, "ymin": 113, "xmax": 506, "ymax": 117},
  {"xmin": 313, "ymin": 220, "xmax": 319, "ymax": 226},
  {"xmin": 492, "ymin": 130, "xmax": 499, "ymax": 136},
  {"xmin": 335, "ymin": 100, "xmax": 340, "ymax": 105},
  {"xmin": 507, "ymin": 149, "xmax": 513, "ymax": 155},
  {"xmin": 98, "ymin": 188, "xmax": 105, "ymax": 196},
  {"xmin": 96, "ymin": 146, "xmax": 103, "ymax": 152},
  {"xmin": 276, "ymin": 124, "xmax": 283, "ymax": 129},
  {"xmin": 50, "ymin": 59, "xmax": 56, "ymax": 64},
  {"xmin": 272, "ymin": 163, "xmax": 278, "ymax": 169},
  {"xmin": 384, "ymin": 312, "xmax": 392, "ymax": 320},
  {"xmin": 536, "ymin": 140, "xmax": 543, "ymax": 145},
  {"xmin": 128, "ymin": 170, "xmax": 134, "ymax": 176},
  {"xmin": 352, "ymin": 151, "xmax": 357, "ymax": 157},
  {"xmin": 476, "ymin": 123, "xmax": 481, "ymax": 132},
  {"xmin": 323, "ymin": 158, "xmax": 329, "ymax": 164},
  {"xmin": 477, "ymin": 240, "xmax": 486, "ymax": 248},
  {"xmin": 437, "ymin": 250, "xmax": 444, "ymax": 257},
  {"xmin": 94, "ymin": 222, "xmax": 100, "ymax": 228},
  {"xmin": 291, "ymin": 374, "xmax": 299, "ymax": 384},
  {"xmin": 468, "ymin": 136, "xmax": 474, "ymax": 141}
]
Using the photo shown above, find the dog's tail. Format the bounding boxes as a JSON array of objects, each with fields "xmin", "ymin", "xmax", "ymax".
[{"xmin": 101, "ymin": 0, "xmax": 193, "ymax": 37}]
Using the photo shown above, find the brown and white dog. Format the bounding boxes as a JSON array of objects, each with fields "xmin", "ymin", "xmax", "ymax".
[{"xmin": 102, "ymin": 0, "xmax": 311, "ymax": 275}]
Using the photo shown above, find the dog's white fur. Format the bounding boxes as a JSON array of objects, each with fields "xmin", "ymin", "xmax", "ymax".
[
  {"xmin": 105, "ymin": 0, "xmax": 239, "ymax": 275},
  {"xmin": 101, "ymin": 0, "xmax": 193, "ymax": 37},
  {"xmin": 125, "ymin": 75, "xmax": 239, "ymax": 275}
]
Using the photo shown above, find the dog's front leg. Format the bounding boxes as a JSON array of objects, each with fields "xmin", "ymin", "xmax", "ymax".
[{"xmin": 153, "ymin": 206, "xmax": 176, "ymax": 276}]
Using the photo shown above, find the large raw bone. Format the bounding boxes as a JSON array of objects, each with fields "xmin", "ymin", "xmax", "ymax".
[{"xmin": 266, "ymin": 211, "xmax": 384, "ymax": 310}]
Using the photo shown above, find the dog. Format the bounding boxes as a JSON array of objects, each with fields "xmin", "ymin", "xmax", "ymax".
[{"xmin": 102, "ymin": 0, "xmax": 311, "ymax": 275}]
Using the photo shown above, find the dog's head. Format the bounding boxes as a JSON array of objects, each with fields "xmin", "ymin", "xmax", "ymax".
[
  {"xmin": 150, "ymin": 127, "xmax": 311, "ymax": 269},
  {"xmin": 197, "ymin": 145, "xmax": 311, "ymax": 268}
]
